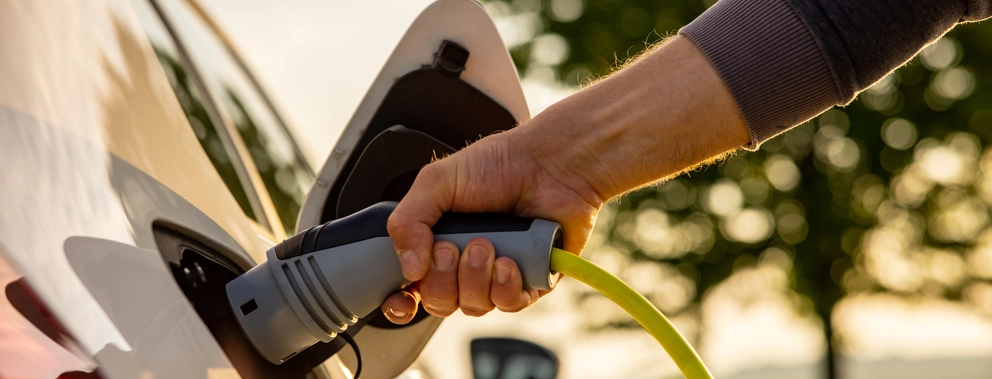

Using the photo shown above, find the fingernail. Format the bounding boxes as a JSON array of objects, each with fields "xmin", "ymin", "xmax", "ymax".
[
  {"xmin": 434, "ymin": 248, "xmax": 455, "ymax": 269},
  {"xmin": 388, "ymin": 308, "xmax": 408, "ymax": 318},
  {"xmin": 496, "ymin": 264, "xmax": 510, "ymax": 284},
  {"xmin": 401, "ymin": 250, "xmax": 420, "ymax": 277},
  {"xmin": 469, "ymin": 245, "xmax": 488, "ymax": 268}
]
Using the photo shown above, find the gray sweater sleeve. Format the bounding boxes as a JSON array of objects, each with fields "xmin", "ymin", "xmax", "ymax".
[{"xmin": 679, "ymin": 0, "xmax": 992, "ymax": 150}]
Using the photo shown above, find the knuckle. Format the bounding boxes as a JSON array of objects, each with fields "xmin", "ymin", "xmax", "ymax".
[
  {"xmin": 421, "ymin": 272, "xmax": 454, "ymax": 288},
  {"xmin": 421, "ymin": 289, "xmax": 457, "ymax": 307},
  {"xmin": 459, "ymin": 305, "xmax": 493, "ymax": 317},
  {"xmin": 422, "ymin": 271, "xmax": 458, "ymax": 291},
  {"xmin": 494, "ymin": 289, "xmax": 537, "ymax": 313},
  {"xmin": 495, "ymin": 303, "xmax": 527, "ymax": 313},
  {"xmin": 423, "ymin": 303, "xmax": 456, "ymax": 317},
  {"xmin": 418, "ymin": 162, "xmax": 446, "ymax": 182},
  {"xmin": 492, "ymin": 295, "xmax": 528, "ymax": 313},
  {"xmin": 386, "ymin": 213, "xmax": 411, "ymax": 234}
]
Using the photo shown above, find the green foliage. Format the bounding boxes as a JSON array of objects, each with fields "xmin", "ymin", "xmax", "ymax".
[
  {"xmin": 484, "ymin": 0, "xmax": 710, "ymax": 86},
  {"xmin": 485, "ymin": 0, "xmax": 992, "ymax": 355}
]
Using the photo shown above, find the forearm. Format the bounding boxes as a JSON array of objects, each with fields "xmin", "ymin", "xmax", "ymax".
[
  {"xmin": 507, "ymin": 0, "xmax": 992, "ymax": 202},
  {"xmin": 384, "ymin": 0, "xmax": 992, "ymax": 323},
  {"xmin": 509, "ymin": 36, "xmax": 749, "ymax": 202}
]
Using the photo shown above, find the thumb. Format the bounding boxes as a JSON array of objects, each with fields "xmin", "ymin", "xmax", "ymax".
[{"xmin": 388, "ymin": 163, "xmax": 454, "ymax": 281}]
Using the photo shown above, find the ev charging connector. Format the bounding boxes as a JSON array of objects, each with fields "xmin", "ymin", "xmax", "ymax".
[{"xmin": 226, "ymin": 201, "xmax": 563, "ymax": 364}]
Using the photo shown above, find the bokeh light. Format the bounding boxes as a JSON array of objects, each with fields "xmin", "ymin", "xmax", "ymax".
[{"xmin": 204, "ymin": 1, "xmax": 992, "ymax": 377}]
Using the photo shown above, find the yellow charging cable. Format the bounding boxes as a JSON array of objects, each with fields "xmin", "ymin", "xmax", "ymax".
[{"xmin": 550, "ymin": 248, "xmax": 713, "ymax": 379}]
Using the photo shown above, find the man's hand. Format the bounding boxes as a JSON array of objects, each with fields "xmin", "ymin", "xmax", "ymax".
[
  {"xmin": 380, "ymin": 130, "xmax": 604, "ymax": 323},
  {"xmin": 380, "ymin": 36, "xmax": 749, "ymax": 324}
]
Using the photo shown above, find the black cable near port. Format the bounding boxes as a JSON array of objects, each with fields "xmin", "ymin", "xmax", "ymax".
[{"xmin": 339, "ymin": 331, "xmax": 362, "ymax": 379}]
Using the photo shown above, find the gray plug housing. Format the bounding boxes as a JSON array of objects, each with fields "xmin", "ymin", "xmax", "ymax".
[{"xmin": 226, "ymin": 218, "xmax": 562, "ymax": 364}]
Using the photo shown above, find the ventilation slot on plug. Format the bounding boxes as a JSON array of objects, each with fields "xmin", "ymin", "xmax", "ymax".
[
  {"xmin": 308, "ymin": 256, "xmax": 358, "ymax": 324},
  {"xmin": 281, "ymin": 263, "xmax": 338, "ymax": 339}
]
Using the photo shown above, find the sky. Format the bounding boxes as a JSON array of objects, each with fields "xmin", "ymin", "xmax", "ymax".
[{"xmin": 201, "ymin": 0, "xmax": 435, "ymax": 165}]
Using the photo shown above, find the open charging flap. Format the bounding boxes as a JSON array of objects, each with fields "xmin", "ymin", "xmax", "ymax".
[{"xmin": 294, "ymin": 0, "xmax": 530, "ymax": 377}]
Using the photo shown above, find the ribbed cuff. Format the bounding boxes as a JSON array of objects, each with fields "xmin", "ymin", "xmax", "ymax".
[{"xmin": 680, "ymin": 0, "xmax": 841, "ymax": 150}]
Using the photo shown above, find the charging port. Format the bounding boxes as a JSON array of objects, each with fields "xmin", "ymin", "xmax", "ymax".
[{"xmin": 153, "ymin": 225, "xmax": 360, "ymax": 378}]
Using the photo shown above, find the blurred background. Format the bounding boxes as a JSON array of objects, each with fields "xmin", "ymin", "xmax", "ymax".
[{"xmin": 202, "ymin": 0, "xmax": 992, "ymax": 377}]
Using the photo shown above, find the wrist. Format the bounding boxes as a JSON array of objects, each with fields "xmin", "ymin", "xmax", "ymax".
[
  {"xmin": 507, "ymin": 103, "xmax": 618, "ymax": 204},
  {"xmin": 516, "ymin": 36, "xmax": 749, "ymax": 201}
]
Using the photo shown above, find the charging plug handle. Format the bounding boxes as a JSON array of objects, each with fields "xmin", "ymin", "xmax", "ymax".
[{"xmin": 226, "ymin": 201, "xmax": 563, "ymax": 364}]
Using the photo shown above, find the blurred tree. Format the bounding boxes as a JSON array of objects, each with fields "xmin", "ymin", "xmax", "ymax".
[{"xmin": 481, "ymin": 0, "xmax": 992, "ymax": 377}]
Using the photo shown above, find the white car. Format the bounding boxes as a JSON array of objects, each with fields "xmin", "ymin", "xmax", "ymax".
[{"xmin": 0, "ymin": 0, "xmax": 530, "ymax": 377}]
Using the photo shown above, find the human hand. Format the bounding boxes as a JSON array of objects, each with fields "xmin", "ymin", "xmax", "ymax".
[
  {"xmin": 379, "ymin": 36, "xmax": 750, "ymax": 324},
  {"xmin": 380, "ymin": 126, "xmax": 606, "ymax": 324}
]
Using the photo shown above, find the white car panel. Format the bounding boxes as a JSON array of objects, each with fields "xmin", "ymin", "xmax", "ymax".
[
  {"xmin": 0, "ymin": 0, "xmax": 522, "ymax": 377},
  {"xmin": 299, "ymin": 0, "xmax": 530, "ymax": 229}
]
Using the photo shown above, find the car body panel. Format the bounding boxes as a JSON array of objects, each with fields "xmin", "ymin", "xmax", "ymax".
[
  {"xmin": 296, "ymin": 1, "xmax": 530, "ymax": 378},
  {"xmin": 299, "ymin": 0, "xmax": 530, "ymax": 230},
  {"xmin": 0, "ymin": 0, "xmax": 273, "ymax": 377},
  {"xmin": 0, "ymin": 0, "xmax": 523, "ymax": 377},
  {"xmin": 0, "ymin": 249, "xmax": 95, "ymax": 377}
]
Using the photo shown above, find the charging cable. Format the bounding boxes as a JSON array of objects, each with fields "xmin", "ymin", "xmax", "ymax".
[{"xmin": 550, "ymin": 248, "xmax": 713, "ymax": 379}]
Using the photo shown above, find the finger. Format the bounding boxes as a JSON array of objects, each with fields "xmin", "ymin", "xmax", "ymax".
[
  {"xmin": 420, "ymin": 241, "xmax": 460, "ymax": 317},
  {"xmin": 457, "ymin": 238, "xmax": 496, "ymax": 317},
  {"xmin": 490, "ymin": 257, "xmax": 538, "ymax": 312},
  {"xmin": 380, "ymin": 288, "xmax": 420, "ymax": 325},
  {"xmin": 388, "ymin": 163, "xmax": 455, "ymax": 281}
]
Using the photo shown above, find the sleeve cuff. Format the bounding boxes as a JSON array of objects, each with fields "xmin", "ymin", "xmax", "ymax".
[{"xmin": 679, "ymin": 0, "xmax": 841, "ymax": 150}]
